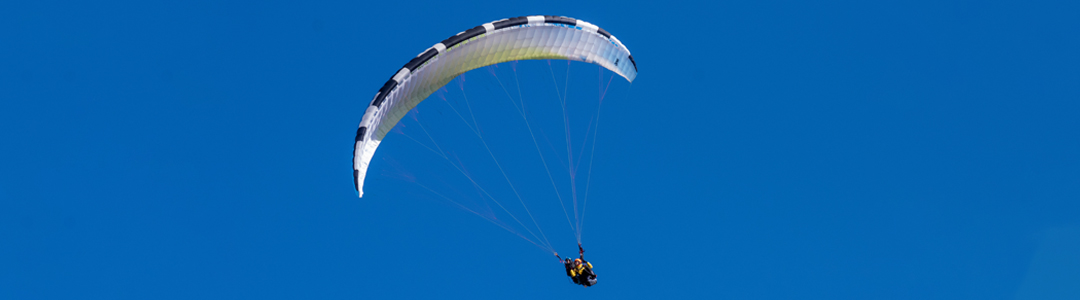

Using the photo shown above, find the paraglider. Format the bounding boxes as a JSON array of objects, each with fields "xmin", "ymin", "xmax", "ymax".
[{"xmin": 352, "ymin": 16, "xmax": 636, "ymax": 286}]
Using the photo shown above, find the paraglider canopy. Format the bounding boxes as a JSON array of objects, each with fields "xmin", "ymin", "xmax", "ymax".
[{"xmin": 353, "ymin": 15, "xmax": 638, "ymax": 197}]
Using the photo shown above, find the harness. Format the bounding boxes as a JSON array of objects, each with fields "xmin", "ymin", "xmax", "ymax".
[{"xmin": 568, "ymin": 261, "xmax": 593, "ymax": 277}]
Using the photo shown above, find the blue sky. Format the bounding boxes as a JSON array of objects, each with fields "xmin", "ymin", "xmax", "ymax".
[{"xmin": 3, "ymin": 1, "xmax": 1079, "ymax": 299}]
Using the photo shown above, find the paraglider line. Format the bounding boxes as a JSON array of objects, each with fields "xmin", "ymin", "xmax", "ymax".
[
  {"xmin": 501, "ymin": 64, "xmax": 577, "ymax": 235},
  {"xmin": 461, "ymin": 73, "xmax": 555, "ymax": 251},
  {"xmin": 577, "ymin": 77, "xmax": 626, "ymax": 242},
  {"xmin": 404, "ymin": 113, "xmax": 551, "ymax": 249},
  {"xmin": 560, "ymin": 64, "xmax": 582, "ymax": 241},
  {"xmin": 414, "ymin": 182, "xmax": 552, "ymax": 252},
  {"xmin": 437, "ymin": 87, "xmax": 481, "ymax": 137}
]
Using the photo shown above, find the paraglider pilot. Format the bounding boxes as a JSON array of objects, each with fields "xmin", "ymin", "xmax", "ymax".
[{"xmin": 556, "ymin": 244, "xmax": 596, "ymax": 287}]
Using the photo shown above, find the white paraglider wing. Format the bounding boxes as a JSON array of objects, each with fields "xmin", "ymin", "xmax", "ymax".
[{"xmin": 354, "ymin": 15, "xmax": 638, "ymax": 197}]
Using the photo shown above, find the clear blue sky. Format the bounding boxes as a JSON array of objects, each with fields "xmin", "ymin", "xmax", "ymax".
[{"xmin": 3, "ymin": 1, "xmax": 1079, "ymax": 299}]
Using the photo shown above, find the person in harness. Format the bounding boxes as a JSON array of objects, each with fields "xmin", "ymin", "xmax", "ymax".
[{"xmin": 557, "ymin": 244, "xmax": 597, "ymax": 287}]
